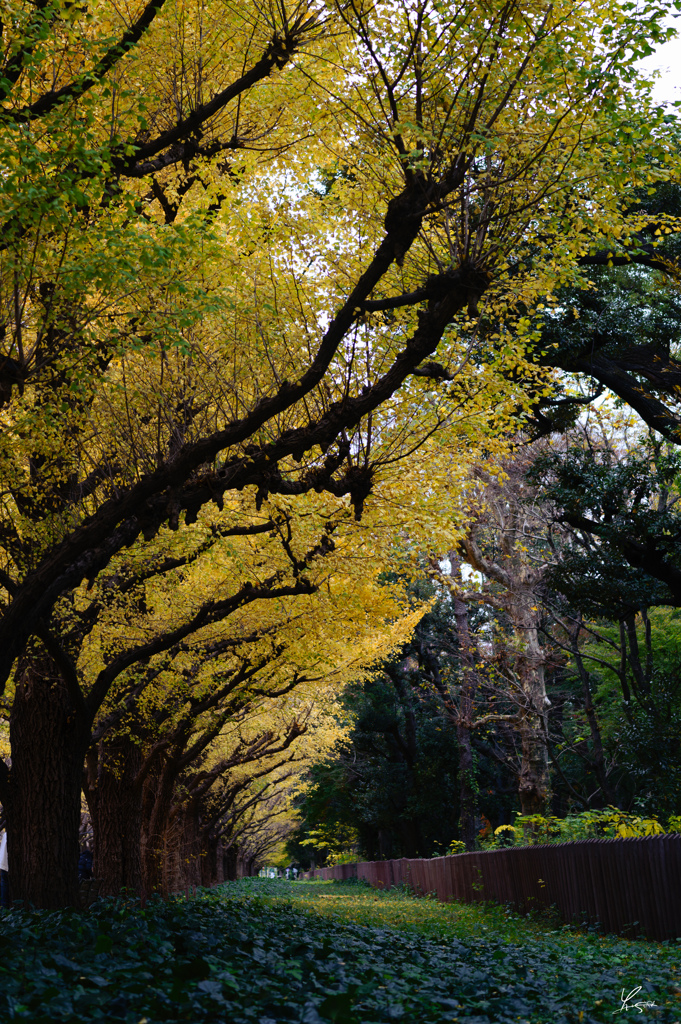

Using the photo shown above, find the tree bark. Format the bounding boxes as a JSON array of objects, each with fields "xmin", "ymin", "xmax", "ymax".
[
  {"xmin": 201, "ymin": 834, "xmax": 219, "ymax": 887},
  {"xmin": 624, "ymin": 611, "xmax": 649, "ymax": 695},
  {"xmin": 86, "ymin": 738, "xmax": 143, "ymax": 895},
  {"xmin": 141, "ymin": 768, "xmax": 174, "ymax": 894},
  {"xmin": 175, "ymin": 802, "xmax": 202, "ymax": 890},
  {"xmin": 456, "ymin": 718, "xmax": 478, "ymax": 849},
  {"xmin": 8, "ymin": 656, "xmax": 89, "ymax": 908},
  {"xmin": 451, "ymin": 577, "xmax": 479, "ymax": 850},
  {"xmin": 224, "ymin": 844, "xmax": 238, "ymax": 880},
  {"xmin": 510, "ymin": 593, "xmax": 550, "ymax": 816},
  {"xmin": 141, "ymin": 762, "xmax": 204, "ymax": 895}
]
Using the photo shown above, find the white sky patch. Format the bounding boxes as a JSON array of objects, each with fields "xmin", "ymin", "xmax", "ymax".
[
  {"xmin": 636, "ymin": 18, "xmax": 681, "ymax": 106},
  {"xmin": 461, "ymin": 563, "xmax": 484, "ymax": 587}
]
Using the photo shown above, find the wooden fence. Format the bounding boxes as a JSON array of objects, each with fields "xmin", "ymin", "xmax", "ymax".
[{"xmin": 307, "ymin": 835, "xmax": 681, "ymax": 941}]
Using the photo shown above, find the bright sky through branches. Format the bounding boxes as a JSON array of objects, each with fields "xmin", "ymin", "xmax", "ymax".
[{"xmin": 638, "ymin": 18, "xmax": 681, "ymax": 104}]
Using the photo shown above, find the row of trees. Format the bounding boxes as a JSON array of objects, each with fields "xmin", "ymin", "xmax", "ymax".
[{"xmin": 1, "ymin": 0, "xmax": 680, "ymax": 905}]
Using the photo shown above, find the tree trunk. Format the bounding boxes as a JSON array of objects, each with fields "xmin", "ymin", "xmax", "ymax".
[
  {"xmin": 518, "ymin": 712, "xmax": 549, "ymax": 815},
  {"xmin": 624, "ymin": 611, "xmax": 649, "ymax": 694},
  {"xmin": 8, "ymin": 657, "xmax": 89, "ymax": 908},
  {"xmin": 175, "ymin": 802, "xmax": 202, "ymax": 891},
  {"xmin": 512, "ymin": 596, "xmax": 550, "ymax": 816},
  {"xmin": 141, "ymin": 769, "xmax": 172, "ymax": 894},
  {"xmin": 452, "ymin": 580, "xmax": 479, "ymax": 850},
  {"xmin": 224, "ymin": 844, "xmax": 238, "ymax": 880},
  {"xmin": 572, "ymin": 641, "xmax": 614, "ymax": 805},
  {"xmin": 201, "ymin": 832, "xmax": 224, "ymax": 887},
  {"xmin": 456, "ymin": 720, "xmax": 478, "ymax": 849},
  {"xmin": 86, "ymin": 738, "xmax": 143, "ymax": 895},
  {"xmin": 141, "ymin": 764, "xmax": 198, "ymax": 895}
]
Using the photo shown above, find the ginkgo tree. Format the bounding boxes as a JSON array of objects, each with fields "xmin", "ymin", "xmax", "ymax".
[
  {"xmin": 78, "ymin": 485, "xmax": 429, "ymax": 897},
  {"xmin": 0, "ymin": 0, "xmax": 679, "ymax": 906}
]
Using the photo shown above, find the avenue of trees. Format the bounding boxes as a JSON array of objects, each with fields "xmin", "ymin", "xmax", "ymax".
[{"xmin": 1, "ymin": 0, "xmax": 681, "ymax": 906}]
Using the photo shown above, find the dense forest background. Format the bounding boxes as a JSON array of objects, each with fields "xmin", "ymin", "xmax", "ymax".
[{"xmin": 288, "ymin": 262, "xmax": 681, "ymax": 866}]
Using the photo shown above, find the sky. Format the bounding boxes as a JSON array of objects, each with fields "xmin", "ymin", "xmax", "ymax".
[{"xmin": 638, "ymin": 24, "xmax": 681, "ymax": 105}]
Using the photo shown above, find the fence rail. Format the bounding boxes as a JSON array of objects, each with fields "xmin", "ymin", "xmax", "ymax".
[{"xmin": 307, "ymin": 835, "xmax": 681, "ymax": 941}]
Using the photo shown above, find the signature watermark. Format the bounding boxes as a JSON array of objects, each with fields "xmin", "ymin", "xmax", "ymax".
[{"xmin": 612, "ymin": 986, "xmax": 658, "ymax": 1014}]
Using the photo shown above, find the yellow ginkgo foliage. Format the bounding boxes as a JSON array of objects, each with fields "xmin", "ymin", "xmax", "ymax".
[{"xmin": 0, "ymin": 0, "xmax": 679, "ymax": 906}]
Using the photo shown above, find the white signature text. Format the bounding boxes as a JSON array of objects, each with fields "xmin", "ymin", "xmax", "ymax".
[{"xmin": 612, "ymin": 986, "xmax": 658, "ymax": 1014}]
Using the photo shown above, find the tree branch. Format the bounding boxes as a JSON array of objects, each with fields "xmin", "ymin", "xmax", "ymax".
[{"xmin": 7, "ymin": 0, "xmax": 168, "ymax": 121}]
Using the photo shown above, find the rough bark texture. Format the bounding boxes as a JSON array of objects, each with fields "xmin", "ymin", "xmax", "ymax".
[
  {"xmin": 141, "ymin": 769, "xmax": 172, "ymax": 894},
  {"xmin": 8, "ymin": 658, "xmax": 89, "ymax": 908},
  {"xmin": 86, "ymin": 739, "xmax": 143, "ymax": 895},
  {"xmin": 141, "ymin": 764, "xmax": 205, "ymax": 895},
  {"xmin": 461, "ymin": 479, "xmax": 552, "ymax": 820},
  {"xmin": 168, "ymin": 804, "xmax": 202, "ymax": 893},
  {"xmin": 508, "ymin": 592, "xmax": 550, "ymax": 816}
]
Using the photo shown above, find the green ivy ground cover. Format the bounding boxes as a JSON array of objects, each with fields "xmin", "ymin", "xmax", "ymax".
[{"xmin": 0, "ymin": 878, "xmax": 679, "ymax": 1023}]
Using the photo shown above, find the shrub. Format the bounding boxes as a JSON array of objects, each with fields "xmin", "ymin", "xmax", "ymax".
[{"xmin": 479, "ymin": 808, "xmax": 671, "ymax": 849}]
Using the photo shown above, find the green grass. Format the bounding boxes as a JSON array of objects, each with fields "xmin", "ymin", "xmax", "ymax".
[{"xmin": 0, "ymin": 877, "xmax": 679, "ymax": 1023}]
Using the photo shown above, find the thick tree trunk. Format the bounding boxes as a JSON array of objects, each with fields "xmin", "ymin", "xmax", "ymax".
[
  {"xmin": 242, "ymin": 855, "xmax": 257, "ymax": 877},
  {"xmin": 201, "ymin": 833, "xmax": 219, "ymax": 887},
  {"xmin": 8, "ymin": 658, "xmax": 89, "ymax": 908},
  {"xmin": 141, "ymin": 770, "xmax": 173, "ymax": 894},
  {"xmin": 459, "ymin": 471, "xmax": 552, "ymax": 820},
  {"xmin": 224, "ymin": 844, "xmax": 238, "ymax": 880},
  {"xmin": 86, "ymin": 739, "xmax": 143, "ymax": 895},
  {"xmin": 141, "ymin": 767, "xmax": 204, "ymax": 895},
  {"xmin": 174, "ymin": 803, "xmax": 202, "ymax": 891},
  {"xmin": 518, "ymin": 712, "xmax": 549, "ymax": 815}
]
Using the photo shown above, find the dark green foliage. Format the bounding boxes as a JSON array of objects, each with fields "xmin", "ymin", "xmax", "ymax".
[
  {"xmin": 0, "ymin": 879, "xmax": 679, "ymax": 1023},
  {"xmin": 526, "ymin": 181, "xmax": 681, "ymax": 441},
  {"xmin": 525, "ymin": 433, "xmax": 681, "ymax": 812},
  {"xmin": 533, "ymin": 436, "xmax": 681, "ymax": 610},
  {"xmin": 289, "ymin": 589, "xmax": 524, "ymax": 861},
  {"xmin": 290, "ymin": 668, "xmax": 462, "ymax": 862},
  {"xmin": 544, "ymin": 641, "xmax": 681, "ymax": 815},
  {"xmin": 542, "ymin": 546, "xmax": 668, "ymax": 620},
  {"xmin": 615, "ymin": 682, "xmax": 681, "ymax": 815},
  {"xmin": 537, "ymin": 265, "xmax": 681, "ymax": 376}
]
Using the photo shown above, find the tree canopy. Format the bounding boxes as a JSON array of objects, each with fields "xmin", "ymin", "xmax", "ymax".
[{"xmin": 1, "ymin": 0, "xmax": 681, "ymax": 905}]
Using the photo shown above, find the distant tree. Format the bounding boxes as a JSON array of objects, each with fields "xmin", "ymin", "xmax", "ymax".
[
  {"xmin": 543, "ymin": 607, "xmax": 681, "ymax": 815},
  {"xmin": 289, "ymin": 585, "xmax": 528, "ymax": 860},
  {"xmin": 524, "ymin": 418, "xmax": 681, "ymax": 813},
  {"xmin": 533, "ymin": 190, "xmax": 681, "ymax": 441},
  {"xmin": 290, "ymin": 665, "xmax": 462, "ymax": 862}
]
